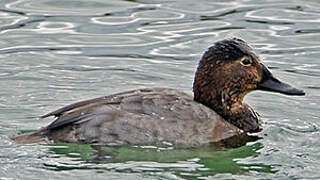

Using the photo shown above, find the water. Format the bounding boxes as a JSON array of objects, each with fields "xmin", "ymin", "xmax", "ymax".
[{"xmin": 0, "ymin": 0, "xmax": 319, "ymax": 179}]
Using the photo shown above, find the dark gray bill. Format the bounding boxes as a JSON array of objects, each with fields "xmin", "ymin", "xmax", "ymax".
[{"xmin": 257, "ymin": 65, "xmax": 305, "ymax": 96}]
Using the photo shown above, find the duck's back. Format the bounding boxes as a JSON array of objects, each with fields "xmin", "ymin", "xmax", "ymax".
[{"xmin": 13, "ymin": 88, "xmax": 241, "ymax": 146}]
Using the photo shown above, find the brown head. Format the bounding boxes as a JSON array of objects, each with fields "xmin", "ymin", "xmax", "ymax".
[{"xmin": 193, "ymin": 38, "xmax": 305, "ymax": 132}]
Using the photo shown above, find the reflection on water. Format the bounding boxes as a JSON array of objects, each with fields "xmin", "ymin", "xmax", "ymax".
[
  {"xmin": 0, "ymin": 0, "xmax": 320, "ymax": 179},
  {"xmin": 44, "ymin": 142, "xmax": 274, "ymax": 178}
]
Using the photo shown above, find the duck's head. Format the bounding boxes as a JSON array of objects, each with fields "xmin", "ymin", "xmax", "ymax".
[{"xmin": 193, "ymin": 38, "xmax": 305, "ymax": 132}]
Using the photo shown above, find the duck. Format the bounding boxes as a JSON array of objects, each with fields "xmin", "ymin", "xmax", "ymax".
[{"xmin": 12, "ymin": 38, "xmax": 305, "ymax": 146}]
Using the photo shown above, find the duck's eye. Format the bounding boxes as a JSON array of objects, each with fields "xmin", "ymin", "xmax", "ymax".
[{"xmin": 241, "ymin": 57, "xmax": 252, "ymax": 66}]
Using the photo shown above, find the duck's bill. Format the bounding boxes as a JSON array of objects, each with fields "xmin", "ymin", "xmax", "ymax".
[{"xmin": 257, "ymin": 65, "xmax": 305, "ymax": 96}]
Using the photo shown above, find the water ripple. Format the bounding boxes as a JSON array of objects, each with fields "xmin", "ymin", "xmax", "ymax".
[{"xmin": 4, "ymin": 0, "xmax": 139, "ymax": 16}]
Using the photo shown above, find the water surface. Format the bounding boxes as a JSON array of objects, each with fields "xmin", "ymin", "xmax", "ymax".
[{"xmin": 1, "ymin": 0, "xmax": 319, "ymax": 179}]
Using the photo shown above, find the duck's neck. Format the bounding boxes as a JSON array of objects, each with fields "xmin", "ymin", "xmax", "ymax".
[{"xmin": 193, "ymin": 72, "xmax": 261, "ymax": 132}]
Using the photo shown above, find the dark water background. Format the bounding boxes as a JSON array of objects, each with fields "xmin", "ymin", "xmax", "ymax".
[{"xmin": 0, "ymin": 0, "xmax": 319, "ymax": 179}]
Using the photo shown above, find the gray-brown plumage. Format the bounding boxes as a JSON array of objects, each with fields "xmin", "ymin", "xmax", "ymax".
[{"xmin": 12, "ymin": 38, "xmax": 305, "ymax": 146}]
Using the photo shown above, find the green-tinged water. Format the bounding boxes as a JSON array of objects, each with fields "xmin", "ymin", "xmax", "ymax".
[
  {"xmin": 45, "ymin": 143, "xmax": 273, "ymax": 176},
  {"xmin": 0, "ymin": 0, "xmax": 319, "ymax": 179}
]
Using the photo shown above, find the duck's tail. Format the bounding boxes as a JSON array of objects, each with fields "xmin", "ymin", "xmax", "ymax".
[{"xmin": 11, "ymin": 130, "xmax": 48, "ymax": 144}]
